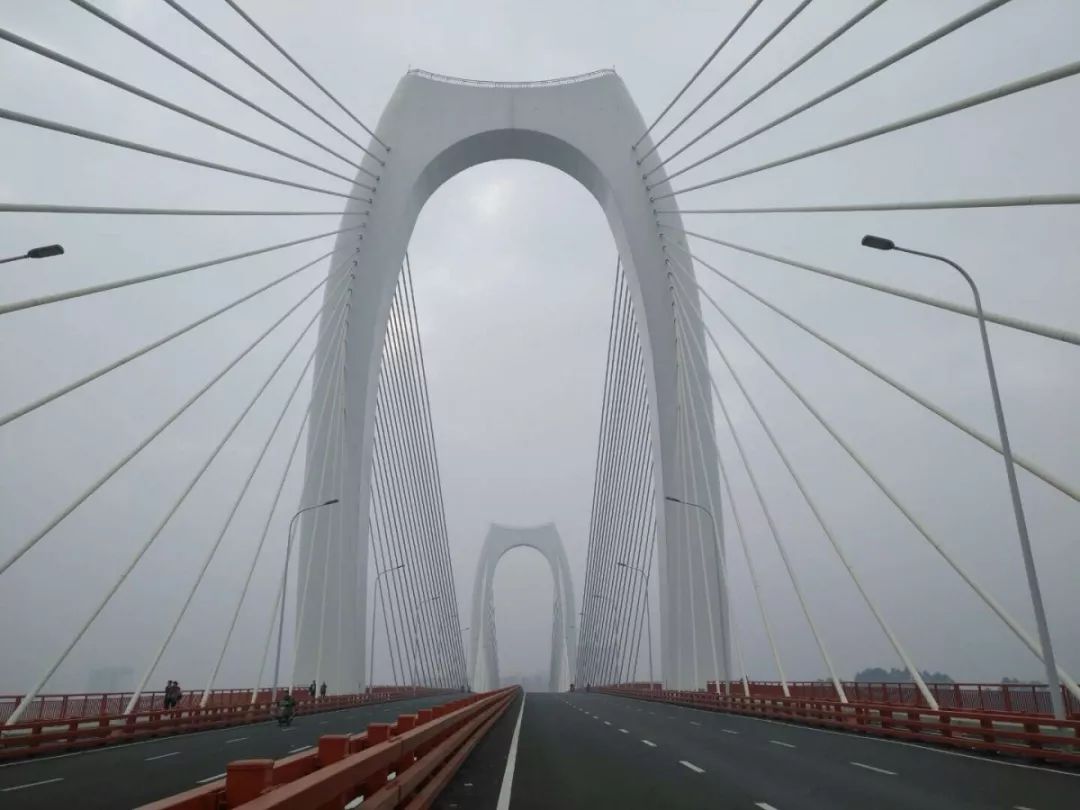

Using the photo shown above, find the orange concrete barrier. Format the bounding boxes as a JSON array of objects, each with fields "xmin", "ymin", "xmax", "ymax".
[
  {"xmin": 140, "ymin": 687, "xmax": 518, "ymax": 810},
  {"xmin": 598, "ymin": 685, "xmax": 1080, "ymax": 765}
]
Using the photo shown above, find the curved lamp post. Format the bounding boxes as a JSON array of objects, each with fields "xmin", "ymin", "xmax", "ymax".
[
  {"xmin": 273, "ymin": 498, "xmax": 339, "ymax": 700},
  {"xmin": 862, "ymin": 234, "xmax": 1065, "ymax": 720}
]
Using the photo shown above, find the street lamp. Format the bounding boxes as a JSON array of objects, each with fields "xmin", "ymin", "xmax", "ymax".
[
  {"xmin": 368, "ymin": 563, "xmax": 406, "ymax": 690},
  {"xmin": 0, "ymin": 243, "xmax": 64, "ymax": 265},
  {"xmin": 861, "ymin": 233, "xmax": 1066, "ymax": 719},
  {"xmin": 273, "ymin": 498, "xmax": 339, "ymax": 701},
  {"xmin": 617, "ymin": 561, "xmax": 654, "ymax": 685},
  {"xmin": 665, "ymin": 494, "xmax": 730, "ymax": 690}
]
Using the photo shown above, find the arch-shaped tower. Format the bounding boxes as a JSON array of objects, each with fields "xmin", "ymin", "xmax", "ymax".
[
  {"xmin": 295, "ymin": 69, "xmax": 727, "ymax": 690},
  {"xmin": 468, "ymin": 523, "xmax": 576, "ymax": 692}
]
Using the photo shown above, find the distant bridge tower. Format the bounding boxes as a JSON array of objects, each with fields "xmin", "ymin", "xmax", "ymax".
[
  {"xmin": 294, "ymin": 69, "xmax": 726, "ymax": 689},
  {"xmin": 468, "ymin": 524, "xmax": 576, "ymax": 691}
]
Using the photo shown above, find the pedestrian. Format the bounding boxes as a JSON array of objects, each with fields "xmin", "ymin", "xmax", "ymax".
[
  {"xmin": 309, "ymin": 680, "xmax": 316, "ymax": 698},
  {"xmin": 319, "ymin": 682, "xmax": 327, "ymax": 698},
  {"xmin": 164, "ymin": 680, "xmax": 177, "ymax": 709},
  {"xmin": 173, "ymin": 681, "xmax": 183, "ymax": 708}
]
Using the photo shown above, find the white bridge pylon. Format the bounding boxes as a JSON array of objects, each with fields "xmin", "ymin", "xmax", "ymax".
[
  {"xmin": 468, "ymin": 524, "xmax": 576, "ymax": 692},
  {"xmin": 295, "ymin": 69, "xmax": 726, "ymax": 689}
]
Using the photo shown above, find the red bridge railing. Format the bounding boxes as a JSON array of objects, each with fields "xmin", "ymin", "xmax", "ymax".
[
  {"xmin": 0, "ymin": 684, "xmax": 430, "ymax": 724},
  {"xmin": 704, "ymin": 679, "xmax": 1080, "ymax": 717},
  {"xmin": 141, "ymin": 687, "xmax": 518, "ymax": 810},
  {"xmin": 0, "ymin": 687, "xmax": 447, "ymax": 762}
]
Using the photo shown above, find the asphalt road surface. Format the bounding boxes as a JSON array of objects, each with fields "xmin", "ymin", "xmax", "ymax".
[
  {"xmin": 505, "ymin": 692, "xmax": 1080, "ymax": 809},
  {"xmin": 0, "ymin": 694, "xmax": 450, "ymax": 809}
]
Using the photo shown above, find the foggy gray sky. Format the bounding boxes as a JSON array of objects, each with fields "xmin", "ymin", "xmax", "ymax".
[{"xmin": 1, "ymin": 0, "xmax": 1077, "ymax": 694}]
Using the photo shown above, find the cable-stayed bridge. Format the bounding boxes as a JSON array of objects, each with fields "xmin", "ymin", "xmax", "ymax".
[{"xmin": 0, "ymin": 1, "xmax": 1077, "ymax": 808}]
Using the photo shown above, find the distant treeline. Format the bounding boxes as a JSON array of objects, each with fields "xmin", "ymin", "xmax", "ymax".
[{"xmin": 853, "ymin": 667, "xmax": 954, "ymax": 684}]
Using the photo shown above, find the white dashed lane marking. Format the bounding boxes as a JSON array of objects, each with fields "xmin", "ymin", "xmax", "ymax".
[
  {"xmin": 145, "ymin": 751, "xmax": 179, "ymax": 761},
  {"xmin": 225, "ymin": 737, "xmax": 247, "ymax": 744},
  {"xmin": 619, "ymin": 728, "xmax": 628, "ymax": 733},
  {"xmin": 1, "ymin": 778, "xmax": 64, "ymax": 793},
  {"xmin": 850, "ymin": 761, "xmax": 897, "ymax": 776},
  {"xmin": 690, "ymin": 721, "xmax": 701, "ymax": 726},
  {"xmin": 641, "ymin": 739, "xmax": 657, "ymax": 748},
  {"xmin": 680, "ymin": 760, "xmax": 705, "ymax": 773},
  {"xmin": 769, "ymin": 740, "xmax": 796, "ymax": 749},
  {"xmin": 755, "ymin": 803, "xmax": 780, "ymax": 810},
  {"xmin": 288, "ymin": 745, "xmax": 313, "ymax": 754},
  {"xmin": 722, "ymin": 729, "xmax": 738, "ymax": 735}
]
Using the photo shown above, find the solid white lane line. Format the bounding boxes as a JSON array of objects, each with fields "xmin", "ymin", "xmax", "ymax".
[
  {"xmin": 196, "ymin": 773, "xmax": 226, "ymax": 784},
  {"xmin": 850, "ymin": 761, "xmax": 897, "ymax": 776},
  {"xmin": 770, "ymin": 740, "xmax": 796, "ymax": 748},
  {"xmin": 680, "ymin": 760, "xmax": 705, "ymax": 773},
  {"xmin": 145, "ymin": 751, "xmax": 180, "ymax": 761},
  {"xmin": 226, "ymin": 737, "xmax": 247, "ymax": 744},
  {"xmin": 722, "ymin": 729, "xmax": 739, "ymax": 734},
  {"xmin": 755, "ymin": 803, "xmax": 779, "ymax": 810},
  {"xmin": 619, "ymin": 728, "xmax": 628, "ymax": 733},
  {"xmin": 496, "ymin": 693, "xmax": 525, "ymax": 810},
  {"xmin": 642, "ymin": 739, "xmax": 657, "ymax": 747},
  {"xmin": 288, "ymin": 745, "xmax": 313, "ymax": 754},
  {"xmin": 1, "ymin": 778, "xmax": 64, "ymax": 792}
]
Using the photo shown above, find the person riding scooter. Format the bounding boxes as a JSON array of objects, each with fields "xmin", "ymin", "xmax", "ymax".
[{"xmin": 276, "ymin": 692, "xmax": 296, "ymax": 727}]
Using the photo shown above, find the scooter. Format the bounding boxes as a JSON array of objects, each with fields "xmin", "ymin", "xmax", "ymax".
[{"xmin": 274, "ymin": 703, "xmax": 295, "ymax": 727}]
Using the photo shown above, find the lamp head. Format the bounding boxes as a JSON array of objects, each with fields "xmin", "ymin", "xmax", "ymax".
[
  {"xmin": 27, "ymin": 244, "xmax": 64, "ymax": 259},
  {"xmin": 861, "ymin": 235, "xmax": 895, "ymax": 251},
  {"xmin": 322, "ymin": 498, "xmax": 340, "ymax": 506}
]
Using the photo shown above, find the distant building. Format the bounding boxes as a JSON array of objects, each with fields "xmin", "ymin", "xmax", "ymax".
[{"xmin": 87, "ymin": 666, "xmax": 134, "ymax": 693}]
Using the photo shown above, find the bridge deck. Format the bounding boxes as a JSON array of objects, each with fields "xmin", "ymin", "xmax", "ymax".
[{"xmin": 4, "ymin": 691, "xmax": 1077, "ymax": 808}]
